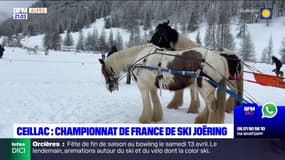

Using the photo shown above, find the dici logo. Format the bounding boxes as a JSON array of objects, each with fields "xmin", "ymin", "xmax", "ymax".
[{"xmin": 262, "ymin": 102, "xmax": 278, "ymax": 118}]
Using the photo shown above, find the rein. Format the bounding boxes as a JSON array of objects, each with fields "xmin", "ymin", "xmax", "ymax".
[
  {"xmin": 128, "ymin": 48, "xmax": 256, "ymax": 104},
  {"xmin": 110, "ymin": 47, "xmax": 167, "ymax": 83},
  {"xmin": 135, "ymin": 65, "xmax": 250, "ymax": 104}
]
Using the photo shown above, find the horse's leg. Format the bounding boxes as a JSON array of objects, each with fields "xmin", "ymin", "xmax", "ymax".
[
  {"xmin": 167, "ymin": 89, "xmax": 183, "ymax": 109},
  {"xmin": 225, "ymin": 81, "xmax": 237, "ymax": 113},
  {"xmin": 150, "ymin": 90, "xmax": 163, "ymax": 122},
  {"xmin": 137, "ymin": 84, "xmax": 152, "ymax": 123},
  {"xmin": 237, "ymin": 67, "xmax": 244, "ymax": 106},
  {"xmin": 188, "ymin": 84, "xmax": 200, "ymax": 113},
  {"xmin": 208, "ymin": 79, "xmax": 226, "ymax": 123},
  {"xmin": 196, "ymin": 79, "xmax": 226, "ymax": 123},
  {"xmin": 194, "ymin": 81, "xmax": 210, "ymax": 123},
  {"xmin": 194, "ymin": 106, "xmax": 209, "ymax": 123}
]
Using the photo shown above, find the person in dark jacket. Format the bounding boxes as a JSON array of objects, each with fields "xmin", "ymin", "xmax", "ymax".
[
  {"xmin": 0, "ymin": 44, "xmax": 4, "ymax": 59},
  {"xmin": 272, "ymin": 56, "xmax": 283, "ymax": 77}
]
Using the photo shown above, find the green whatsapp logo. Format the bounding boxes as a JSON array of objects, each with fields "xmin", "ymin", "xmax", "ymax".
[{"xmin": 262, "ymin": 102, "xmax": 278, "ymax": 118}]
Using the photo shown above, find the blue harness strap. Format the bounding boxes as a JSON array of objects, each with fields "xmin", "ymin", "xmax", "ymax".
[{"xmin": 136, "ymin": 65, "xmax": 249, "ymax": 104}]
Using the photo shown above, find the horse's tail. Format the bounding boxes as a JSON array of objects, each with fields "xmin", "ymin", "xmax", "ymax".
[
  {"xmin": 217, "ymin": 78, "xmax": 226, "ymax": 123},
  {"xmin": 217, "ymin": 57, "xmax": 228, "ymax": 123},
  {"xmin": 237, "ymin": 62, "xmax": 244, "ymax": 106}
]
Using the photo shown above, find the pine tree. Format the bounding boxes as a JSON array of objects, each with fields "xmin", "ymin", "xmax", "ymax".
[
  {"xmin": 108, "ymin": 30, "xmax": 114, "ymax": 47},
  {"xmin": 111, "ymin": 14, "xmax": 120, "ymax": 27},
  {"xmin": 195, "ymin": 31, "xmax": 201, "ymax": 45},
  {"xmin": 15, "ymin": 34, "xmax": 23, "ymax": 48},
  {"xmin": 187, "ymin": 12, "xmax": 199, "ymax": 32},
  {"xmin": 63, "ymin": 28, "xmax": 74, "ymax": 46},
  {"xmin": 215, "ymin": 2, "xmax": 235, "ymax": 50},
  {"xmin": 27, "ymin": 24, "xmax": 34, "ymax": 36},
  {"xmin": 98, "ymin": 28, "xmax": 107, "ymax": 52},
  {"xmin": 204, "ymin": 7, "xmax": 217, "ymax": 49},
  {"xmin": 77, "ymin": 29, "xmax": 84, "ymax": 51},
  {"xmin": 53, "ymin": 30, "xmax": 61, "ymax": 50},
  {"xmin": 204, "ymin": 24, "xmax": 216, "ymax": 49},
  {"xmin": 279, "ymin": 36, "xmax": 285, "ymax": 63},
  {"xmin": 1, "ymin": 37, "xmax": 8, "ymax": 46},
  {"xmin": 43, "ymin": 32, "xmax": 53, "ymax": 49},
  {"xmin": 44, "ymin": 29, "xmax": 61, "ymax": 50},
  {"xmin": 261, "ymin": 48, "xmax": 270, "ymax": 63},
  {"xmin": 261, "ymin": 36, "xmax": 274, "ymax": 63},
  {"xmin": 239, "ymin": 1, "xmax": 250, "ymax": 24},
  {"xmin": 239, "ymin": 33, "xmax": 255, "ymax": 61},
  {"xmin": 181, "ymin": 23, "xmax": 187, "ymax": 34},
  {"xmin": 223, "ymin": 27, "xmax": 236, "ymax": 50},
  {"xmin": 58, "ymin": 24, "xmax": 64, "ymax": 34},
  {"xmin": 85, "ymin": 32, "xmax": 93, "ymax": 51},
  {"xmin": 143, "ymin": 12, "xmax": 151, "ymax": 30},
  {"xmin": 85, "ymin": 28, "xmax": 98, "ymax": 51},
  {"xmin": 92, "ymin": 28, "xmax": 99, "ymax": 51},
  {"xmin": 133, "ymin": 26, "xmax": 141, "ymax": 45},
  {"xmin": 123, "ymin": 2, "xmax": 139, "ymax": 31},
  {"xmin": 127, "ymin": 29, "xmax": 135, "ymax": 47},
  {"xmin": 105, "ymin": 16, "xmax": 112, "ymax": 29},
  {"xmin": 141, "ymin": 31, "xmax": 149, "ymax": 44},
  {"xmin": 115, "ymin": 31, "xmax": 123, "ymax": 50}
]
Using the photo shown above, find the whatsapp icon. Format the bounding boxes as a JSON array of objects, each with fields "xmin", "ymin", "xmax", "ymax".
[{"xmin": 262, "ymin": 102, "xmax": 278, "ymax": 118}]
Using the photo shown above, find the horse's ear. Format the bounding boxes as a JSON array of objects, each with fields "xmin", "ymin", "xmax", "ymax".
[
  {"xmin": 99, "ymin": 59, "xmax": 104, "ymax": 64},
  {"xmin": 166, "ymin": 20, "xmax": 169, "ymax": 25}
]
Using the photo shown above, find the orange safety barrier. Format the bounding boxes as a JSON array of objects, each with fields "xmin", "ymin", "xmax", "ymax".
[{"xmin": 252, "ymin": 72, "xmax": 285, "ymax": 89}]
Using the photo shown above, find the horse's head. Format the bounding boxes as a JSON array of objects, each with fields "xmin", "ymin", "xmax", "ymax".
[
  {"xmin": 99, "ymin": 59, "xmax": 119, "ymax": 92},
  {"xmin": 150, "ymin": 20, "xmax": 178, "ymax": 50}
]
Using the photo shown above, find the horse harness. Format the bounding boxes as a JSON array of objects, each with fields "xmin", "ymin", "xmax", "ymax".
[{"xmin": 130, "ymin": 47, "xmax": 218, "ymax": 88}]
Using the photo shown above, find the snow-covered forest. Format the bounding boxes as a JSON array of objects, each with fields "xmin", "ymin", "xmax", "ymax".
[{"xmin": 1, "ymin": 1, "xmax": 285, "ymax": 62}]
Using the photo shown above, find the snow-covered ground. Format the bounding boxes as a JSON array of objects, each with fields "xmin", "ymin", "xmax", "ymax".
[{"xmin": 0, "ymin": 47, "xmax": 285, "ymax": 137}]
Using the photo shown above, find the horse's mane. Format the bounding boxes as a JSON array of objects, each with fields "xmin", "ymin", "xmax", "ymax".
[
  {"xmin": 104, "ymin": 43, "xmax": 153, "ymax": 74},
  {"xmin": 174, "ymin": 33, "xmax": 200, "ymax": 50},
  {"xmin": 218, "ymin": 47, "xmax": 243, "ymax": 60}
]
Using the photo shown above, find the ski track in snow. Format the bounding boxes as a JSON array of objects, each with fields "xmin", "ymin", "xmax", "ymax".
[{"xmin": 0, "ymin": 47, "xmax": 285, "ymax": 137}]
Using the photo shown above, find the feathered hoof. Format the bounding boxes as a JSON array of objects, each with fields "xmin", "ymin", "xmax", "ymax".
[
  {"xmin": 187, "ymin": 105, "xmax": 199, "ymax": 113},
  {"xmin": 194, "ymin": 115, "xmax": 208, "ymax": 124},
  {"xmin": 152, "ymin": 114, "xmax": 163, "ymax": 122},
  {"xmin": 225, "ymin": 105, "xmax": 234, "ymax": 113},
  {"xmin": 167, "ymin": 102, "xmax": 182, "ymax": 109},
  {"xmin": 225, "ymin": 107, "xmax": 233, "ymax": 113},
  {"xmin": 139, "ymin": 116, "xmax": 152, "ymax": 124},
  {"xmin": 225, "ymin": 99, "xmax": 234, "ymax": 113}
]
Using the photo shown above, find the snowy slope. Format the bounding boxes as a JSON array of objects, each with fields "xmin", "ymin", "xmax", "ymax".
[
  {"xmin": 187, "ymin": 17, "xmax": 285, "ymax": 60},
  {"xmin": 8, "ymin": 16, "xmax": 284, "ymax": 60},
  {"xmin": 0, "ymin": 47, "xmax": 285, "ymax": 137},
  {"xmin": 20, "ymin": 18, "xmax": 131, "ymax": 50}
]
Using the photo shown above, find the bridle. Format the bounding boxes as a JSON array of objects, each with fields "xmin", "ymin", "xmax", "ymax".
[{"xmin": 103, "ymin": 65, "xmax": 127, "ymax": 85}]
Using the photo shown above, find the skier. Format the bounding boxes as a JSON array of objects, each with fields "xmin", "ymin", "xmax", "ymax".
[
  {"xmin": 0, "ymin": 44, "xmax": 5, "ymax": 59},
  {"xmin": 271, "ymin": 56, "xmax": 283, "ymax": 77}
]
